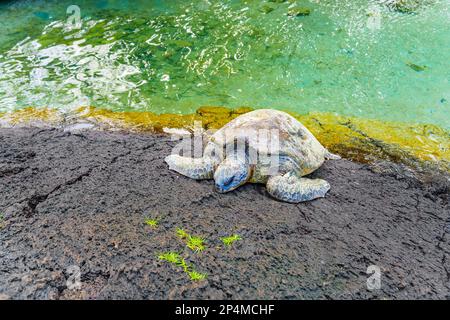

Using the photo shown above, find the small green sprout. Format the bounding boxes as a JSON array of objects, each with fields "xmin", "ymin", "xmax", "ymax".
[
  {"xmin": 0, "ymin": 213, "xmax": 4, "ymax": 228},
  {"xmin": 176, "ymin": 228, "xmax": 189, "ymax": 239},
  {"xmin": 186, "ymin": 235, "xmax": 206, "ymax": 252},
  {"xmin": 221, "ymin": 234, "xmax": 242, "ymax": 247},
  {"xmin": 158, "ymin": 251, "xmax": 207, "ymax": 282},
  {"xmin": 144, "ymin": 217, "xmax": 159, "ymax": 228},
  {"xmin": 158, "ymin": 252, "xmax": 181, "ymax": 264},
  {"xmin": 177, "ymin": 258, "xmax": 190, "ymax": 273},
  {"xmin": 176, "ymin": 228, "xmax": 206, "ymax": 252},
  {"xmin": 188, "ymin": 270, "xmax": 207, "ymax": 281}
]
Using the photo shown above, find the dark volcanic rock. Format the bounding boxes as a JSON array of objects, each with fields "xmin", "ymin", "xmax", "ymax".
[{"xmin": 0, "ymin": 128, "xmax": 448, "ymax": 299}]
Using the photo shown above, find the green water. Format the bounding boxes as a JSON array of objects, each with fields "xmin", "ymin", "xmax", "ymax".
[{"xmin": 0, "ymin": 0, "xmax": 449, "ymax": 128}]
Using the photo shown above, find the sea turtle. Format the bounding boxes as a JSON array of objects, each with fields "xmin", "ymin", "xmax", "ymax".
[{"xmin": 164, "ymin": 109, "xmax": 340, "ymax": 203}]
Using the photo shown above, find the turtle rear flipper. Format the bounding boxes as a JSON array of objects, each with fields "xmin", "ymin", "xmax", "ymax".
[
  {"xmin": 325, "ymin": 150, "xmax": 341, "ymax": 160},
  {"xmin": 165, "ymin": 155, "xmax": 215, "ymax": 180},
  {"xmin": 266, "ymin": 172, "xmax": 330, "ymax": 203}
]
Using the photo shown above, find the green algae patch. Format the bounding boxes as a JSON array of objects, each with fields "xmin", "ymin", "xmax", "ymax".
[
  {"xmin": 69, "ymin": 105, "xmax": 253, "ymax": 133},
  {"xmin": 293, "ymin": 111, "xmax": 450, "ymax": 172},
  {"xmin": 75, "ymin": 106, "xmax": 195, "ymax": 132},
  {"xmin": 391, "ymin": 0, "xmax": 420, "ymax": 14},
  {"xmin": 259, "ymin": 4, "xmax": 276, "ymax": 14},
  {"xmin": 287, "ymin": 7, "xmax": 311, "ymax": 17},
  {"xmin": 0, "ymin": 107, "xmax": 64, "ymax": 127},
  {"xmin": 1, "ymin": 106, "xmax": 448, "ymax": 172},
  {"xmin": 406, "ymin": 62, "xmax": 427, "ymax": 72}
]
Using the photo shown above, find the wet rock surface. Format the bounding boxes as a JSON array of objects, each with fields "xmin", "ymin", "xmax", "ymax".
[{"xmin": 0, "ymin": 128, "xmax": 449, "ymax": 299}]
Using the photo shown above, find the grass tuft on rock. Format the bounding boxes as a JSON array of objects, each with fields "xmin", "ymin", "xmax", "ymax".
[
  {"xmin": 221, "ymin": 234, "xmax": 242, "ymax": 247},
  {"xmin": 176, "ymin": 228, "xmax": 189, "ymax": 239},
  {"xmin": 187, "ymin": 270, "xmax": 207, "ymax": 281},
  {"xmin": 186, "ymin": 236, "xmax": 206, "ymax": 252},
  {"xmin": 144, "ymin": 217, "xmax": 160, "ymax": 228},
  {"xmin": 177, "ymin": 228, "xmax": 206, "ymax": 252},
  {"xmin": 157, "ymin": 251, "xmax": 207, "ymax": 281},
  {"xmin": 158, "ymin": 251, "xmax": 181, "ymax": 264}
]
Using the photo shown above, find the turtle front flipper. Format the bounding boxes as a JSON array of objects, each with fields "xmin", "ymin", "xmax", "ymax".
[
  {"xmin": 165, "ymin": 155, "xmax": 215, "ymax": 180},
  {"xmin": 266, "ymin": 171, "xmax": 330, "ymax": 203}
]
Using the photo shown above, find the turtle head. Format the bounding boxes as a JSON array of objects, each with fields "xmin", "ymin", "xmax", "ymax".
[{"xmin": 214, "ymin": 157, "xmax": 251, "ymax": 193}]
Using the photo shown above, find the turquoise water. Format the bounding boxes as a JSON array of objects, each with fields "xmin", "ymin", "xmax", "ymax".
[{"xmin": 0, "ymin": 0, "xmax": 449, "ymax": 128}]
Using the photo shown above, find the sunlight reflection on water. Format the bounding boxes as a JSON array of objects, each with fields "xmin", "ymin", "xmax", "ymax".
[{"xmin": 0, "ymin": 0, "xmax": 448, "ymax": 128}]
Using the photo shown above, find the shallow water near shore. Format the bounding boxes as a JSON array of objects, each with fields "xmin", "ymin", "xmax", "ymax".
[{"xmin": 0, "ymin": 0, "xmax": 449, "ymax": 129}]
